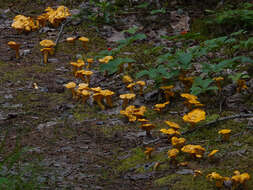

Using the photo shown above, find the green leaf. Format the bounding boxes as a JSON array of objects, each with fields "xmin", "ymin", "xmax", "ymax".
[
  {"xmin": 150, "ymin": 8, "xmax": 166, "ymax": 15},
  {"xmin": 122, "ymin": 26, "xmax": 138, "ymax": 34}
]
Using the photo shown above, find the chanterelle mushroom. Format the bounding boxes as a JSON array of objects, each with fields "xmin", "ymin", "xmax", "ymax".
[
  {"xmin": 64, "ymin": 82, "xmax": 76, "ymax": 99},
  {"xmin": 79, "ymin": 37, "xmax": 89, "ymax": 49},
  {"xmin": 8, "ymin": 41, "xmax": 20, "ymax": 59},
  {"xmin": 218, "ymin": 129, "xmax": 231, "ymax": 141},
  {"xmin": 119, "ymin": 93, "xmax": 136, "ymax": 109},
  {"xmin": 182, "ymin": 108, "xmax": 206, "ymax": 128},
  {"xmin": 40, "ymin": 39, "xmax": 55, "ymax": 64}
]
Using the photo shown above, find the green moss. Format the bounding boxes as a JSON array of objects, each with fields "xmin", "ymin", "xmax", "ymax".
[
  {"xmin": 116, "ymin": 147, "xmax": 146, "ymax": 173},
  {"xmin": 154, "ymin": 174, "xmax": 212, "ymax": 189}
]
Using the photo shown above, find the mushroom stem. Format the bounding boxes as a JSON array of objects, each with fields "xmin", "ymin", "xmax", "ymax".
[
  {"xmin": 71, "ymin": 89, "xmax": 76, "ymax": 99},
  {"xmin": 139, "ymin": 86, "xmax": 143, "ymax": 95},
  {"xmin": 222, "ymin": 134, "xmax": 230, "ymax": 141},
  {"xmin": 96, "ymin": 100, "xmax": 105, "ymax": 110},
  {"xmin": 15, "ymin": 49, "xmax": 20, "ymax": 59},
  {"xmin": 43, "ymin": 51, "xmax": 49, "ymax": 64},
  {"xmin": 105, "ymin": 96, "xmax": 113, "ymax": 108},
  {"xmin": 122, "ymin": 99, "xmax": 129, "ymax": 109},
  {"xmin": 82, "ymin": 96, "xmax": 89, "ymax": 104}
]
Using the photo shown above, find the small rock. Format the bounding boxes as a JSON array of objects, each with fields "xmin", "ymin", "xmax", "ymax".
[
  {"xmin": 20, "ymin": 49, "xmax": 31, "ymax": 56},
  {"xmin": 176, "ymin": 169, "xmax": 194, "ymax": 175},
  {"xmin": 39, "ymin": 27, "xmax": 55, "ymax": 33},
  {"xmin": 4, "ymin": 94, "xmax": 13, "ymax": 99},
  {"xmin": 48, "ymin": 58, "xmax": 59, "ymax": 63},
  {"xmin": 37, "ymin": 121, "xmax": 58, "ymax": 131}
]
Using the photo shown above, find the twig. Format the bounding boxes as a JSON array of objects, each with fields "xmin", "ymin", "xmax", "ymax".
[
  {"xmin": 54, "ymin": 18, "xmax": 71, "ymax": 49},
  {"xmin": 182, "ymin": 113, "xmax": 253, "ymax": 135}
]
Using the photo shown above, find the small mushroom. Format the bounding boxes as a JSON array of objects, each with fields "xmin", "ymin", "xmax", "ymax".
[
  {"xmin": 86, "ymin": 58, "xmax": 94, "ymax": 69},
  {"xmin": 8, "ymin": 41, "xmax": 20, "ymax": 59},
  {"xmin": 182, "ymin": 108, "xmax": 206, "ymax": 128},
  {"xmin": 82, "ymin": 70, "xmax": 93, "ymax": 84},
  {"xmin": 119, "ymin": 93, "xmax": 136, "ymax": 109},
  {"xmin": 144, "ymin": 147, "xmax": 154, "ymax": 159},
  {"xmin": 100, "ymin": 89, "xmax": 115, "ymax": 108},
  {"xmin": 208, "ymin": 149, "xmax": 219, "ymax": 160},
  {"xmin": 171, "ymin": 137, "xmax": 186, "ymax": 149},
  {"xmin": 64, "ymin": 82, "xmax": 76, "ymax": 99},
  {"xmin": 218, "ymin": 129, "xmax": 231, "ymax": 141},
  {"xmin": 137, "ymin": 118, "xmax": 149, "ymax": 124},
  {"xmin": 236, "ymin": 79, "xmax": 248, "ymax": 93},
  {"xmin": 168, "ymin": 148, "xmax": 179, "ymax": 164},
  {"xmin": 231, "ymin": 171, "xmax": 250, "ymax": 190},
  {"xmin": 160, "ymin": 128, "xmax": 181, "ymax": 140},
  {"xmin": 164, "ymin": 120, "xmax": 180, "ymax": 130},
  {"xmin": 122, "ymin": 75, "xmax": 133, "ymax": 85},
  {"xmin": 93, "ymin": 92, "xmax": 105, "ymax": 110},
  {"xmin": 66, "ymin": 37, "xmax": 77, "ymax": 44},
  {"xmin": 206, "ymin": 172, "xmax": 226, "ymax": 188},
  {"xmin": 136, "ymin": 81, "xmax": 146, "ymax": 95},
  {"xmin": 213, "ymin": 77, "xmax": 224, "ymax": 93},
  {"xmin": 160, "ymin": 85, "xmax": 174, "ymax": 101},
  {"xmin": 127, "ymin": 83, "xmax": 136, "ymax": 93},
  {"xmin": 81, "ymin": 90, "xmax": 91, "ymax": 104},
  {"xmin": 181, "ymin": 145, "xmax": 205, "ymax": 159},
  {"xmin": 40, "ymin": 47, "xmax": 54, "ymax": 64},
  {"xmin": 140, "ymin": 123, "xmax": 155, "ymax": 137},
  {"xmin": 79, "ymin": 36, "xmax": 89, "ymax": 49},
  {"xmin": 153, "ymin": 101, "xmax": 170, "ymax": 112}
]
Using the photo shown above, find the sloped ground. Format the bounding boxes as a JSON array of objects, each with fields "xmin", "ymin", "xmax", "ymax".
[{"xmin": 0, "ymin": 1, "xmax": 253, "ymax": 190}]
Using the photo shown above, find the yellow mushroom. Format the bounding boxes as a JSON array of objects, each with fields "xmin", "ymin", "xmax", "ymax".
[
  {"xmin": 160, "ymin": 85, "xmax": 174, "ymax": 101},
  {"xmin": 86, "ymin": 58, "xmax": 94, "ymax": 69},
  {"xmin": 82, "ymin": 70, "xmax": 93, "ymax": 84},
  {"xmin": 168, "ymin": 148, "xmax": 179, "ymax": 164},
  {"xmin": 122, "ymin": 75, "xmax": 133, "ymax": 85},
  {"xmin": 208, "ymin": 149, "xmax": 219, "ymax": 158},
  {"xmin": 153, "ymin": 101, "xmax": 170, "ymax": 112},
  {"xmin": 218, "ymin": 129, "xmax": 231, "ymax": 141},
  {"xmin": 206, "ymin": 172, "xmax": 226, "ymax": 188},
  {"xmin": 40, "ymin": 47, "xmax": 54, "ymax": 64},
  {"xmin": 8, "ymin": 41, "xmax": 20, "ymax": 59},
  {"xmin": 127, "ymin": 83, "xmax": 136, "ymax": 93},
  {"xmin": 64, "ymin": 82, "xmax": 76, "ymax": 99},
  {"xmin": 164, "ymin": 120, "xmax": 180, "ymax": 130},
  {"xmin": 213, "ymin": 77, "xmax": 224, "ymax": 92},
  {"xmin": 237, "ymin": 79, "xmax": 248, "ymax": 93},
  {"xmin": 79, "ymin": 36, "xmax": 89, "ymax": 49},
  {"xmin": 81, "ymin": 90, "xmax": 91, "ymax": 104},
  {"xmin": 136, "ymin": 81, "xmax": 146, "ymax": 95},
  {"xmin": 171, "ymin": 137, "xmax": 186, "ymax": 149},
  {"xmin": 231, "ymin": 171, "xmax": 250, "ymax": 190},
  {"xmin": 182, "ymin": 108, "xmax": 206, "ymax": 128},
  {"xmin": 119, "ymin": 93, "xmax": 136, "ymax": 109},
  {"xmin": 93, "ymin": 93, "xmax": 105, "ymax": 110},
  {"xmin": 181, "ymin": 144, "xmax": 205, "ymax": 159},
  {"xmin": 160, "ymin": 128, "xmax": 181, "ymax": 140},
  {"xmin": 144, "ymin": 147, "xmax": 154, "ymax": 159},
  {"xmin": 140, "ymin": 123, "xmax": 155, "ymax": 137},
  {"xmin": 100, "ymin": 90, "xmax": 115, "ymax": 108}
]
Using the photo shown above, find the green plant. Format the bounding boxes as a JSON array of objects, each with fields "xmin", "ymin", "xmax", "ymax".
[{"xmin": 190, "ymin": 77, "xmax": 218, "ymax": 95}]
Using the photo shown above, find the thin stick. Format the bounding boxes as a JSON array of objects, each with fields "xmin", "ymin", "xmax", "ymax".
[
  {"xmin": 54, "ymin": 18, "xmax": 71, "ymax": 48},
  {"xmin": 182, "ymin": 113, "xmax": 253, "ymax": 135}
]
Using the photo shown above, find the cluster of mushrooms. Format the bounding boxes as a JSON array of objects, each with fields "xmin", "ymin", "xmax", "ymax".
[
  {"xmin": 12, "ymin": 5, "xmax": 70, "ymax": 33},
  {"xmin": 7, "ymin": 5, "xmax": 250, "ymax": 189},
  {"xmin": 8, "ymin": 6, "xmax": 71, "ymax": 60}
]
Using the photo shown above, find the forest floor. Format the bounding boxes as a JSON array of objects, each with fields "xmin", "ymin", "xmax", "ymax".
[{"xmin": 0, "ymin": 1, "xmax": 253, "ymax": 190}]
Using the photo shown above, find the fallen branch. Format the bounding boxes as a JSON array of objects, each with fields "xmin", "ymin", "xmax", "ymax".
[
  {"xmin": 182, "ymin": 113, "xmax": 253, "ymax": 135},
  {"xmin": 54, "ymin": 18, "xmax": 71, "ymax": 48}
]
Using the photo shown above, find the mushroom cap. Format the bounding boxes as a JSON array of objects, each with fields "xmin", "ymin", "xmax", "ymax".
[
  {"xmin": 40, "ymin": 39, "xmax": 55, "ymax": 47},
  {"xmin": 136, "ymin": 80, "xmax": 146, "ymax": 86},
  {"xmin": 64, "ymin": 82, "xmax": 76, "ymax": 89},
  {"xmin": 120, "ymin": 93, "xmax": 136, "ymax": 100},
  {"xmin": 140, "ymin": 123, "xmax": 155, "ymax": 130},
  {"xmin": 100, "ymin": 89, "xmax": 115, "ymax": 96},
  {"xmin": 188, "ymin": 99, "xmax": 204, "ymax": 106},
  {"xmin": 70, "ymin": 61, "xmax": 78, "ymax": 67},
  {"xmin": 12, "ymin": 15, "xmax": 38, "ymax": 31},
  {"xmin": 138, "ymin": 118, "xmax": 149, "ymax": 122},
  {"xmin": 160, "ymin": 128, "xmax": 180, "ymax": 136},
  {"xmin": 171, "ymin": 137, "xmax": 186, "ymax": 146},
  {"xmin": 91, "ymin": 87, "xmax": 102, "ymax": 93},
  {"xmin": 208, "ymin": 149, "xmax": 219, "ymax": 157},
  {"xmin": 66, "ymin": 37, "xmax": 76, "ymax": 42},
  {"xmin": 87, "ymin": 58, "xmax": 94, "ymax": 63},
  {"xmin": 76, "ymin": 59, "xmax": 85, "ymax": 67},
  {"xmin": 154, "ymin": 101, "xmax": 170, "ymax": 109},
  {"xmin": 82, "ymin": 70, "xmax": 93, "ymax": 76},
  {"xmin": 82, "ymin": 90, "xmax": 91, "ymax": 96},
  {"xmin": 207, "ymin": 172, "xmax": 223, "ymax": 180},
  {"xmin": 8, "ymin": 41, "xmax": 20, "ymax": 50},
  {"xmin": 93, "ymin": 92, "xmax": 104, "ymax": 100},
  {"xmin": 127, "ymin": 83, "xmax": 136, "ymax": 88},
  {"xmin": 183, "ymin": 108, "xmax": 206, "ymax": 124},
  {"xmin": 144, "ymin": 147, "xmax": 154, "ymax": 155},
  {"xmin": 133, "ymin": 106, "xmax": 146, "ymax": 117},
  {"xmin": 160, "ymin": 85, "xmax": 174, "ymax": 90},
  {"xmin": 78, "ymin": 83, "xmax": 89, "ymax": 90},
  {"xmin": 181, "ymin": 144, "xmax": 205, "ymax": 156},
  {"xmin": 99, "ymin": 56, "xmax": 113, "ymax": 63},
  {"xmin": 123, "ymin": 75, "xmax": 133, "ymax": 83},
  {"xmin": 218, "ymin": 129, "xmax": 231, "ymax": 135},
  {"xmin": 79, "ymin": 36, "xmax": 89, "ymax": 42},
  {"xmin": 213, "ymin": 77, "xmax": 224, "ymax": 82},
  {"xmin": 168, "ymin": 148, "xmax": 179, "ymax": 158},
  {"xmin": 164, "ymin": 121, "xmax": 180, "ymax": 129},
  {"xmin": 181, "ymin": 93, "xmax": 198, "ymax": 100}
]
